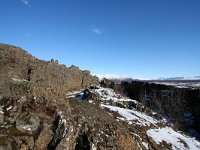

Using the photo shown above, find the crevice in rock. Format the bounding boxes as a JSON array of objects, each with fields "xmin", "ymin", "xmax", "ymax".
[
  {"xmin": 81, "ymin": 76, "xmax": 85, "ymax": 88},
  {"xmin": 28, "ymin": 69, "xmax": 34, "ymax": 81},
  {"xmin": 75, "ymin": 133, "xmax": 91, "ymax": 150},
  {"xmin": 47, "ymin": 112, "xmax": 67, "ymax": 150}
]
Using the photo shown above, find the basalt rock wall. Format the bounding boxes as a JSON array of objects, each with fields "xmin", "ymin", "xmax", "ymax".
[{"xmin": 0, "ymin": 44, "xmax": 99, "ymax": 99}]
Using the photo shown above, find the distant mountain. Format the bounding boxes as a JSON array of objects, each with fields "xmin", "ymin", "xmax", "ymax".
[
  {"xmin": 186, "ymin": 76, "xmax": 200, "ymax": 80},
  {"xmin": 96, "ymin": 74, "xmax": 200, "ymax": 82},
  {"xmin": 156, "ymin": 76, "xmax": 200, "ymax": 81}
]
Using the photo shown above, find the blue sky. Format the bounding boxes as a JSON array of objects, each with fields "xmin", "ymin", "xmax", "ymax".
[{"xmin": 0, "ymin": 0, "xmax": 200, "ymax": 79}]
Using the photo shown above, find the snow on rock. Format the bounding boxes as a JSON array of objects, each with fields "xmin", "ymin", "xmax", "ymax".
[
  {"xmin": 6, "ymin": 106, "xmax": 13, "ymax": 111},
  {"xmin": 95, "ymin": 87, "xmax": 138, "ymax": 103},
  {"xmin": 12, "ymin": 78, "xmax": 28, "ymax": 82},
  {"xmin": 147, "ymin": 127, "xmax": 200, "ymax": 150},
  {"xmin": 22, "ymin": 125, "xmax": 32, "ymax": 131},
  {"xmin": 67, "ymin": 90, "xmax": 84, "ymax": 99},
  {"xmin": 101, "ymin": 104, "xmax": 158, "ymax": 126},
  {"xmin": 68, "ymin": 87, "xmax": 165, "ymax": 126},
  {"xmin": 142, "ymin": 142, "xmax": 149, "ymax": 149}
]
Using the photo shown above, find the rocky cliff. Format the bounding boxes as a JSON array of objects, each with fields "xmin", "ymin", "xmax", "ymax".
[
  {"xmin": 0, "ymin": 44, "xmax": 139, "ymax": 150},
  {"xmin": 0, "ymin": 44, "xmax": 99, "ymax": 99}
]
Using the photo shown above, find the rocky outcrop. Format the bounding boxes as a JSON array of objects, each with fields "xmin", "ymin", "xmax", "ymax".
[
  {"xmin": 0, "ymin": 44, "xmax": 140, "ymax": 150},
  {"xmin": 0, "ymin": 44, "xmax": 99, "ymax": 99},
  {"xmin": 0, "ymin": 88, "xmax": 139, "ymax": 149}
]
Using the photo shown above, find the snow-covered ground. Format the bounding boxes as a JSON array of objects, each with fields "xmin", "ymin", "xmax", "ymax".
[
  {"xmin": 68, "ymin": 86, "xmax": 200, "ymax": 149},
  {"xmin": 147, "ymin": 127, "xmax": 200, "ymax": 150},
  {"xmin": 95, "ymin": 87, "xmax": 138, "ymax": 103},
  {"xmin": 95, "ymin": 87, "xmax": 200, "ymax": 149},
  {"xmin": 101, "ymin": 104, "xmax": 159, "ymax": 126},
  {"xmin": 94, "ymin": 87, "xmax": 165, "ymax": 126}
]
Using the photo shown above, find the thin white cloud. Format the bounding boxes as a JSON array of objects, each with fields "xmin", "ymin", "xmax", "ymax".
[
  {"xmin": 90, "ymin": 26, "xmax": 103, "ymax": 35},
  {"xmin": 20, "ymin": 0, "xmax": 30, "ymax": 6}
]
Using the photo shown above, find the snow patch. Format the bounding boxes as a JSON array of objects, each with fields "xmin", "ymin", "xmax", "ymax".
[
  {"xmin": 95, "ymin": 87, "xmax": 138, "ymax": 103},
  {"xmin": 101, "ymin": 104, "xmax": 158, "ymax": 126},
  {"xmin": 142, "ymin": 142, "xmax": 149, "ymax": 149},
  {"xmin": 12, "ymin": 78, "xmax": 28, "ymax": 82},
  {"xmin": 147, "ymin": 127, "xmax": 200, "ymax": 150},
  {"xmin": 6, "ymin": 106, "xmax": 12, "ymax": 111},
  {"xmin": 22, "ymin": 125, "xmax": 32, "ymax": 131},
  {"xmin": 89, "ymin": 100, "xmax": 93, "ymax": 103},
  {"xmin": 67, "ymin": 90, "xmax": 84, "ymax": 99}
]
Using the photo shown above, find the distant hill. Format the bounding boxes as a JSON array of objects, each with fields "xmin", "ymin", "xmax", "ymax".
[
  {"xmin": 97, "ymin": 74, "xmax": 200, "ymax": 83},
  {"xmin": 156, "ymin": 76, "xmax": 200, "ymax": 81}
]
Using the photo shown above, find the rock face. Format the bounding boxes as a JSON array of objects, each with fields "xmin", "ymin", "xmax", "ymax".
[
  {"xmin": 0, "ymin": 44, "xmax": 99, "ymax": 99},
  {"xmin": 0, "ymin": 44, "xmax": 139, "ymax": 150}
]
